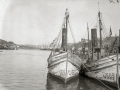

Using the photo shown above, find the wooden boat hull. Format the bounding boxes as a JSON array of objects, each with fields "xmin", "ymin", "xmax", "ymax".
[
  {"xmin": 48, "ymin": 52, "xmax": 81, "ymax": 83},
  {"xmin": 83, "ymin": 55, "xmax": 120, "ymax": 88}
]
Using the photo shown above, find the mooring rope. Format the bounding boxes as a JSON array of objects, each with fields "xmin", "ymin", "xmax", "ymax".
[
  {"xmin": 81, "ymin": 62, "xmax": 113, "ymax": 90},
  {"xmin": 73, "ymin": 55, "xmax": 113, "ymax": 90}
]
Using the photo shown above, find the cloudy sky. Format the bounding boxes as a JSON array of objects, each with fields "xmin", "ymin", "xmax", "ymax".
[{"xmin": 0, "ymin": 0, "xmax": 120, "ymax": 45}]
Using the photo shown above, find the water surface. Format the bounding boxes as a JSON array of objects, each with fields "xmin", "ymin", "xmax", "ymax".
[{"xmin": 0, "ymin": 50, "xmax": 117, "ymax": 90}]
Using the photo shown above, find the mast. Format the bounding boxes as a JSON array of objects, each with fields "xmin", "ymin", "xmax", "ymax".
[
  {"xmin": 65, "ymin": 9, "xmax": 69, "ymax": 51},
  {"xmin": 98, "ymin": 11, "xmax": 102, "ymax": 52},
  {"xmin": 65, "ymin": 9, "xmax": 68, "ymax": 52},
  {"xmin": 119, "ymin": 29, "xmax": 120, "ymax": 53},
  {"xmin": 117, "ymin": 46, "xmax": 120, "ymax": 90},
  {"xmin": 66, "ymin": 9, "xmax": 68, "ymax": 31},
  {"xmin": 118, "ymin": 29, "xmax": 120, "ymax": 89},
  {"xmin": 119, "ymin": 29, "xmax": 120, "ymax": 46},
  {"xmin": 87, "ymin": 23, "xmax": 90, "ymax": 60},
  {"xmin": 65, "ymin": 9, "xmax": 69, "ymax": 83}
]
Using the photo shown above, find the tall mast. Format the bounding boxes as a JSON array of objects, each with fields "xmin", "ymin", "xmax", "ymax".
[
  {"xmin": 66, "ymin": 9, "xmax": 68, "ymax": 33},
  {"xmin": 119, "ymin": 29, "xmax": 120, "ymax": 49},
  {"xmin": 98, "ymin": 11, "xmax": 102, "ymax": 52},
  {"xmin": 65, "ymin": 9, "xmax": 69, "ymax": 51},
  {"xmin": 65, "ymin": 9, "xmax": 69, "ymax": 83},
  {"xmin": 118, "ymin": 29, "xmax": 120, "ymax": 89},
  {"xmin": 87, "ymin": 23, "xmax": 90, "ymax": 60},
  {"xmin": 117, "ymin": 46, "xmax": 120, "ymax": 89}
]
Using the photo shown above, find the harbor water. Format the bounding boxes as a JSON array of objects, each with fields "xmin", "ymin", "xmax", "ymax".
[{"xmin": 0, "ymin": 50, "xmax": 117, "ymax": 90}]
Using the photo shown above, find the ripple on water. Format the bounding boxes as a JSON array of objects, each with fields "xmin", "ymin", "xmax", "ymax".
[{"xmin": 0, "ymin": 50, "xmax": 117, "ymax": 90}]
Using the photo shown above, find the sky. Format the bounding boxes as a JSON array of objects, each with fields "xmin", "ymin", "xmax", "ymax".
[{"xmin": 0, "ymin": 0, "xmax": 120, "ymax": 45}]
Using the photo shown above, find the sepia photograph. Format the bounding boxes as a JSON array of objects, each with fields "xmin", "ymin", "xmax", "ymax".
[{"xmin": 0, "ymin": 0, "xmax": 120, "ymax": 90}]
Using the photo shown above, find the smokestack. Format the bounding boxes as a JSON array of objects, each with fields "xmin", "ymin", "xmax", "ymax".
[
  {"xmin": 91, "ymin": 28, "xmax": 97, "ymax": 48},
  {"xmin": 61, "ymin": 28, "xmax": 67, "ymax": 51},
  {"xmin": 91, "ymin": 28, "xmax": 97, "ymax": 60}
]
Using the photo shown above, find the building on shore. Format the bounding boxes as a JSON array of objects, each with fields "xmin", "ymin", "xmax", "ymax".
[{"xmin": 0, "ymin": 39, "xmax": 18, "ymax": 50}]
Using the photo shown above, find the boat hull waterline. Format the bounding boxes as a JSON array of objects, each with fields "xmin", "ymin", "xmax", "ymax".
[
  {"xmin": 83, "ymin": 55, "xmax": 120, "ymax": 88},
  {"xmin": 48, "ymin": 52, "xmax": 81, "ymax": 83}
]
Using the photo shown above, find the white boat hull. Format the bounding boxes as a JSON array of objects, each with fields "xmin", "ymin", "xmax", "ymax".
[
  {"xmin": 48, "ymin": 52, "xmax": 81, "ymax": 83},
  {"xmin": 84, "ymin": 54, "xmax": 120, "ymax": 88}
]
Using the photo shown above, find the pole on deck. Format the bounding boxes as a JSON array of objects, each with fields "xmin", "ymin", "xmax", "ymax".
[
  {"xmin": 117, "ymin": 29, "xmax": 120, "ymax": 90},
  {"xmin": 87, "ymin": 23, "xmax": 90, "ymax": 60},
  {"xmin": 117, "ymin": 47, "xmax": 120, "ymax": 90}
]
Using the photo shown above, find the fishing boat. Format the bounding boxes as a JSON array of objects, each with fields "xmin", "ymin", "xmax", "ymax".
[
  {"xmin": 80, "ymin": 9, "xmax": 120, "ymax": 88},
  {"xmin": 47, "ymin": 9, "xmax": 81, "ymax": 83}
]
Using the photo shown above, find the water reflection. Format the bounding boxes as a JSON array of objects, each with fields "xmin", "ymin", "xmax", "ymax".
[
  {"xmin": 81, "ymin": 75, "xmax": 118, "ymax": 90},
  {"xmin": 0, "ymin": 50, "xmax": 117, "ymax": 90},
  {"xmin": 0, "ymin": 83, "xmax": 9, "ymax": 90},
  {"xmin": 46, "ymin": 73, "xmax": 80, "ymax": 90},
  {"xmin": 46, "ymin": 74, "xmax": 117, "ymax": 90}
]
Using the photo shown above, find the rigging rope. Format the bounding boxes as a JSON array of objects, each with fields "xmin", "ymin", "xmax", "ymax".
[
  {"xmin": 73, "ymin": 55, "xmax": 114, "ymax": 90},
  {"xmin": 56, "ymin": 31, "xmax": 62, "ymax": 49},
  {"xmin": 101, "ymin": 20, "xmax": 108, "ymax": 39},
  {"xmin": 52, "ymin": 17, "xmax": 66, "ymax": 50},
  {"xmin": 68, "ymin": 19, "xmax": 76, "ymax": 43},
  {"xmin": 82, "ymin": 15, "xmax": 98, "ymax": 46},
  {"xmin": 53, "ymin": 29, "xmax": 62, "ymax": 50},
  {"xmin": 101, "ymin": 14, "xmax": 109, "ymax": 35},
  {"xmin": 81, "ymin": 62, "xmax": 113, "ymax": 90},
  {"xmin": 89, "ymin": 16, "xmax": 98, "ymax": 28},
  {"xmin": 80, "ymin": 16, "xmax": 99, "ymax": 54}
]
